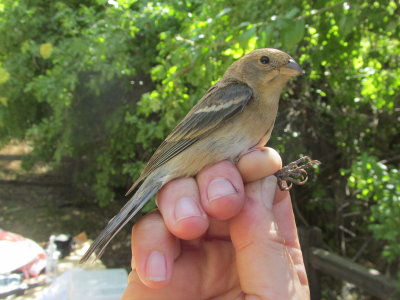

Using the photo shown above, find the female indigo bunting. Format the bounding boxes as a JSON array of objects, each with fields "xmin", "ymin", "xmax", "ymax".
[{"xmin": 81, "ymin": 48, "xmax": 310, "ymax": 263}]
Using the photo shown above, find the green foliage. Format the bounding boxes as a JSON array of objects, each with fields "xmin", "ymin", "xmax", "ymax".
[
  {"xmin": 0, "ymin": 0, "xmax": 399, "ymax": 281},
  {"xmin": 348, "ymin": 154, "xmax": 400, "ymax": 262}
]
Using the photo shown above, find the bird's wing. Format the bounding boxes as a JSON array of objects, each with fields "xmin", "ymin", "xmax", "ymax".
[{"xmin": 126, "ymin": 80, "xmax": 253, "ymax": 194}]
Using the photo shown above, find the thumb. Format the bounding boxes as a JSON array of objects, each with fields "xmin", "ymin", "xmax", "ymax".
[{"xmin": 229, "ymin": 176, "xmax": 305, "ymax": 300}]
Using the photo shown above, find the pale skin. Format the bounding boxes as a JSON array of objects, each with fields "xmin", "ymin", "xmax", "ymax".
[{"xmin": 122, "ymin": 147, "xmax": 310, "ymax": 300}]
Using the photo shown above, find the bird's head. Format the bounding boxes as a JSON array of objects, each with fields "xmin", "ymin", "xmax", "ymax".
[{"xmin": 224, "ymin": 48, "xmax": 303, "ymax": 91}]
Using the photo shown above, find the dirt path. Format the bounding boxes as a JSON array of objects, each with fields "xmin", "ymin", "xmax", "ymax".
[{"xmin": 0, "ymin": 142, "xmax": 131, "ymax": 269}]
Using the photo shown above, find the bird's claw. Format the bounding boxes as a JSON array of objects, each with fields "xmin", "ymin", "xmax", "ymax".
[{"xmin": 274, "ymin": 156, "xmax": 321, "ymax": 191}]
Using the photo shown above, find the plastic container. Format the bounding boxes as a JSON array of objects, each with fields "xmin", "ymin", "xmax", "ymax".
[
  {"xmin": 68, "ymin": 269, "xmax": 128, "ymax": 300},
  {"xmin": 45, "ymin": 235, "xmax": 60, "ymax": 283}
]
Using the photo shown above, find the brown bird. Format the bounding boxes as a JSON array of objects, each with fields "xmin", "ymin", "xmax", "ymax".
[{"xmin": 81, "ymin": 48, "xmax": 308, "ymax": 263}]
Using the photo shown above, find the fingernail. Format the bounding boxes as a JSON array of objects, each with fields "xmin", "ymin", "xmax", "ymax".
[
  {"xmin": 175, "ymin": 197, "xmax": 202, "ymax": 221},
  {"xmin": 146, "ymin": 251, "xmax": 167, "ymax": 282},
  {"xmin": 207, "ymin": 177, "xmax": 237, "ymax": 202}
]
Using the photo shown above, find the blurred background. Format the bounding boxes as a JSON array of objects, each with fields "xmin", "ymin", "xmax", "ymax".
[{"xmin": 0, "ymin": 0, "xmax": 399, "ymax": 299}]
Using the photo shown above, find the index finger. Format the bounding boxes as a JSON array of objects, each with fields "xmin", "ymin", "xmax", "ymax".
[{"xmin": 237, "ymin": 147, "xmax": 282, "ymax": 183}]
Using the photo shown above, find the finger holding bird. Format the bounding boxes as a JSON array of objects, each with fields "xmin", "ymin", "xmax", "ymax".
[{"xmin": 81, "ymin": 48, "xmax": 310, "ymax": 263}]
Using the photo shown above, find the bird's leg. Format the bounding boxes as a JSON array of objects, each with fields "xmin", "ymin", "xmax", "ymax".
[{"xmin": 274, "ymin": 156, "xmax": 321, "ymax": 191}]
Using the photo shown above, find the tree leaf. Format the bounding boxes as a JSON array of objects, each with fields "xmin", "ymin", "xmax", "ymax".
[
  {"xmin": 216, "ymin": 7, "xmax": 232, "ymax": 18},
  {"xmin": 39, "ymin": 42, "xmax": 53, "ymax": 59},
  {"xmin": 339, "ymin": 15, "xmax": 356, "ymax": 38},
  {"xmin": 0, "ymin": 67, "xmax": 10, "ymax": 84},
  {"xmin": 282, "ymin": 19, "xmax": 305, "ymax": 49}
]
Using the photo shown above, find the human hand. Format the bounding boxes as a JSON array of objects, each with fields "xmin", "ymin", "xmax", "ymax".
[{"xmin": 122, "ymin": 148, "xmax": 309, "ymax": 300}]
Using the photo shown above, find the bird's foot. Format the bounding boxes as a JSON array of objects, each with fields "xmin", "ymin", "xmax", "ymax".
[{"xmin": 274, "ymin": 156, "xmax": 321, "ymax": 191}]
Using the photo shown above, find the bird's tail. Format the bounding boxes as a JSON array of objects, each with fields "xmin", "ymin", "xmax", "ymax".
[{"xmin": 80, "ymin": 176, "xmax": 163, "ymax": 263}]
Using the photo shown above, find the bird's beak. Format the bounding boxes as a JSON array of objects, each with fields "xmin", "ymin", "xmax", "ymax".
[{"xmin": 278, "ymin": 59, "xmax": 304, "ymax": 77}]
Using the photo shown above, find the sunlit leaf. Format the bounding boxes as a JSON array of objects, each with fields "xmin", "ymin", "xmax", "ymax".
[
  {"xmin": 0, "ymin": 67, "xmax": 10, "ymax": 84},
  {"xmin": 0, "ymin": 97, "xmax": 8, "ymax": 106},
  {"xmin": 39, "ymin": 42, "xmax": 53, "ymax": 59},
  {"xmin": 216, "ymin": 7, "xmax": 232, "ymax": 18}
]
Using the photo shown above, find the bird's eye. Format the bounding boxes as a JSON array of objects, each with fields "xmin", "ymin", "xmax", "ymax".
[{"xmin": 260, "ymin": 56, "xmax": 270, "ymax": 64}]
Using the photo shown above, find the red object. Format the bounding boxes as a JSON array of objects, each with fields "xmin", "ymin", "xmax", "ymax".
[{"xmin": 0, "ymin": 229, "xmax": 46, "ymax": 278}]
